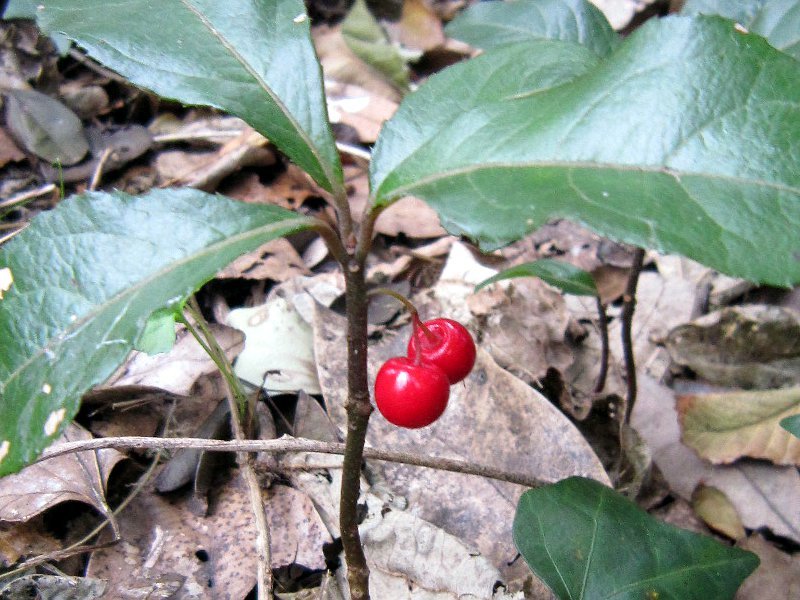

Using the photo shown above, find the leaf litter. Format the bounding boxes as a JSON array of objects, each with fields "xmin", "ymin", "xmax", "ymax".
[{"xmin": 2, "ymin": 2, "xmax": 799, "ymax": 597}]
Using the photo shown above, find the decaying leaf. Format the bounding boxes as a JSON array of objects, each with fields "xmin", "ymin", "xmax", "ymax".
[
  {"xmin": 4, "ymin": 88, "xmax": 89, "ymax": 165},
  {"xmin": 326, "ymin": 80, "xmax": 398, "ymax": 144},
  {"xmin": 0, "ymin": 519, "xmax": 61, "ymax": 567},
  {"xmin": 735, "ymin": 534, "xmax": 800, "ymax": 600},
  {"xmin": 87, "ymin": 478, "xmax": 331, "ymax": 599},
  {"xmin": 0, "ymin": 574, "xmax": 106, "ymax": 599},
  {"xmin": 106, "ymin": 324, "xmax": 244, "ymax": 396},
  {"xmin": 0, "ymin": 423, "xmax": 125, "ymax": 523},
  {"xmin": 217, "ymin": 237, "xmax": 308, "ymax": 282},
  {"xmin": 666, "ymin": 305, "xmax": 800, "ymax": 389},
  {"xmin": 227, "ymin": 296, "xmax": 321, "ymax": 394},
  {"xmin": 678, "ymin": 387, "xmax": 800, "ymax": 465},
  {"xmin": 359, "ymin": 493, "xmax": 520, "ymax": 599},
  {"xmin": 313, "ymin": 301, "xmax": 608, "ymax": 582},
  {"xmin": 347, "ymin": 166, "xmax": 446, "ymax": 238},
  {"xmin": 632, "ymin": 373, "xmax": 800, "ymax": 543},
  {"xmin": 691, "ymin": 484, "xmax": 746, "ymax": 540}
]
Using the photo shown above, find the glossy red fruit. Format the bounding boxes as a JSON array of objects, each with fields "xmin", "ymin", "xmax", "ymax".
[
  {"xmin": 374, "ymin": 357, "xmax": 450, "ymax": 428},
  {"xmin": 407, "ymin": 318, "xmax": 476, "ymax": 384}
]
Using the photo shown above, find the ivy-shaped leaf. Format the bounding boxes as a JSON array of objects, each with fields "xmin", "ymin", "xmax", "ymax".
[
  {"xmin": 35, "ymin": 0, "xmax": 343, "ymax": 194},
  {"xmin": 514, "ymin": 477, "xmax": 759, "ymax": 599},
  {"xmin": 371, "ymin": 16, "xmax": 800, "ymax": 286},
  {"xmin": 0, "ymin": 189, "xmax": 315, "ymax": 476}
]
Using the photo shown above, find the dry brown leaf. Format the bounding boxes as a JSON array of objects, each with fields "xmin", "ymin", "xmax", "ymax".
[
  {"xmin": 632, "ymin": 373, "xmax": 800, "ymax": 542},
  {"xmin": 314, "ymin": 24, "xmax": 403, "ymax": 103},
  {"xmin": 359, "ymin": 494, "xmax": 517, "ymax": 598},
  {"xmin": 678, "ymin": 387, "xmax": 800, "ymax": 465},
  {"xmin": 106, "ymin": 324, "xmax": 244, "ymax": 396},
  {"xmin": 87, "ymin": 478, "xmax": 331, "ymax": 599},
  {"xmin": 217, "ymin": 237, "xmax": 308, "ymax": 281},
  {"xmin": 0, "ymin": 423, "xmax": 125, "ymax": 523},
  {"xmin": 0, "ymin": 519, "xmax": 61, "ymax": 566},
  {"xmin": 691, "ymin": 484, "xmax": 746, "ymax": 540},
  {"xmin": 666, "ymin": 305, "xmax": 800, "ymax": 389},
  {"xmin": 326, "ymin": 80, "xmax": 398, "ymax": 143},
  {"xmin": 735, "ymin": 535, "xmax": 800, "ymax": 599},
  {"xmin": 387, "ymin": 0, "xmax": 446, "ymax": 52},
  {"xmin": 346, "ymin": 166, "xmax": 445, "ymax": 239},
  {"xmin": 0, "ymin": 127, "xmax": 25, "ymax": 167},
  {"xmin": 313, "ymin": 303, "xmax": 608, "ymax": 582}
]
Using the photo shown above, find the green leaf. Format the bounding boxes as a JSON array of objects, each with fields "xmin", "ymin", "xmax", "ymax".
[
  {"xmin": 35, "ymin": 0, "xmax": 343, "ymax": 194},
  {"xmin": 370, "ymin": 40, "xmax": 599, "ymax": 194},
  {"xmin": 513, "ymin": 477, "xmax": 760, "ymax": 600},
  {"xmin": 475, "ymin": 259, "xmax": 597, "ymax": 296},
  {"xmin": 371, "ymin": 16, "xmax": 800, "ymax": 287},
  {"xmin": 342, "ymin": 0, "xmax": 410, "ymax": 92},
  {"xmin": 446, "ymin": 0, "xmax": 619, "ymax": 57},
  {"xmin": 782, "ymin": 414, "xmax": 800, "ymax": 438},
  {"xmin": 0, "ymin": 189, "xmax": 314, "ymax": 477},
  {"xmin": 683, "ymin": 0, "xmax": 800, "ymax": 60}
]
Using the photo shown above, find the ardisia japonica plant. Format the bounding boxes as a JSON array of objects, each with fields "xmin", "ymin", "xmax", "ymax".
[{"xmin": 2, "ymin": 0, "xmax": 799, "ymax": 597}]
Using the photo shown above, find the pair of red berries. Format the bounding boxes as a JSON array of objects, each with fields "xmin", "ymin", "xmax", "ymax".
[{"xmin": 375, "ymin": 317, "xmax": 476, "ymax": 428}]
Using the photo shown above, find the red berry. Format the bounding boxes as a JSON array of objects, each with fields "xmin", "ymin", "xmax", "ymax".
[
  {"xmin": 407, "ymin": 318, "xmax": 476, "ymax": 384},
  {"xmin": 374, "ymin": 357, "xmax": 450, "ymax": 428}
]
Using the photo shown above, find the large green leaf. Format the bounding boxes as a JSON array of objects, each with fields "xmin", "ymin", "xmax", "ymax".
[
  {"xmin": 683, "ymin": 0, "xmax": 800, "ymax": 60},
  {"xmin": 371, "ymin": 16, "xmax": 800, "ymax": 287},
  {"xmin": 370, "ymin": 40, "xmax": 599, "ymax": 194},
  {"xmin": 34, "ymin": 0, "xmax": 343, "ymax": 194},
  {"xmin": 513, "ymin": 477, "xmax": 759, "ymax": 599},
  {"xmin": 446, "ymin": 0, "xmax": 619, "ymax": 57},
  {"xmin": 0, "ymin": 189, "xmax": 314, "ymax": 477}
]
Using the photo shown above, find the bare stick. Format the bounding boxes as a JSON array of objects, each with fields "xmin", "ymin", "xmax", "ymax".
[
  {"xmin": 38, "ymin": 436, "xmax": 549, "ymax": 489},
  {"xmin": 621, "ymin": 248, "xmax": 646, "ymax": 425}
]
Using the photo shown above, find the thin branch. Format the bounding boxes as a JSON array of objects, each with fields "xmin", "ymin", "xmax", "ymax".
[
  {"xmin": 621, "ymin": 248, "xmax": 646, "ymax": 425},
  {"xmin": 38, "ymin": 436, "xmax": 549, "ymax": 489}
]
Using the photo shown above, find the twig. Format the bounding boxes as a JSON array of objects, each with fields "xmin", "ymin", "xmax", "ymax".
[
  {"xmin": 38, "ymin": 436, "xmax": 549, "ymax": 489},
  {"xmin": 88, "ymin": 147, "xmax": 115, "ymax": 191},
  {"xmin": 592, "ymin": 298, "xmax": 610, "ymax": 394},
  {"xmin": 0, "ymin": 183, "xmax": 57, "ymax": 210},
  {"xmin": 181, "ymin": 303, "xmax": 272, "ymax": 599},
  {"xmin": 621, "ymin": 248, "xmax": 646, "ymax": 425}
]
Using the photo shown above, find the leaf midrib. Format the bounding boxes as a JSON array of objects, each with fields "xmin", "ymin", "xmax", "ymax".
[
  {"xmin": 379, "ymin": 159, "xmax": 800, "ymax": 204},
  {"xmin": 2, "ymin": 216, "xmax": 313, "ymax": 393},
  {"xmin": 176, "ymin": 0, "xmax": 338, "ymax": 193}
]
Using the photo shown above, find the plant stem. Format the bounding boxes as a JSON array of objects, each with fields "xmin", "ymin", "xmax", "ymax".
[
  {"xmin": 340, "ymin": 256, "xmax": 373, "ymax": 600},
  {"xmin": 181, "ymin": 302, "xmax": 272, "ymax": 598},
  {"xmin": 621, "ymin": 248, "xmax": 646, "ymax": 425},
  {"xmin": 592, "ymin": 297, "xmax": 609, "ymax": 394}
]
